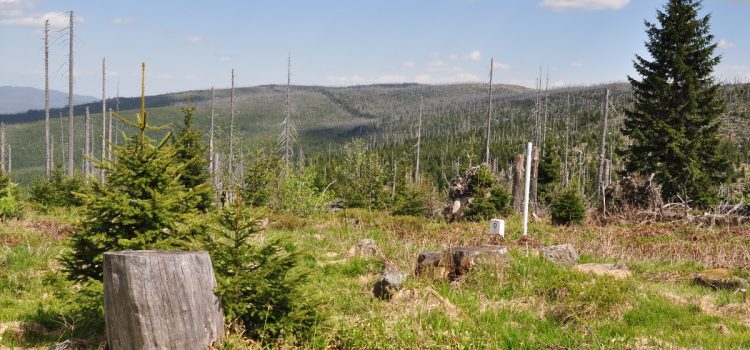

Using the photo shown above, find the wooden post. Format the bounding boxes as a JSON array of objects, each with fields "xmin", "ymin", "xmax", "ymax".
[{"xmin": 103, "ymin": 251, "xmax": 224, "ymax": 350}]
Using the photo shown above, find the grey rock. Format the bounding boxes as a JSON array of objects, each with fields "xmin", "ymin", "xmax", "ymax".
[
  {"xmin": 540, "ymin": 244, "xmax": 579, "ymax": 267},
  {"xmin": 348, "ymin": 238, "xmax": 381, "ymax": 258},
  {"xmin": 373, "ymin": 269, "xmax": 406, "ymax": 300},
  {"xmin": 693, "ymin": 268, "xmax": 749, "ymax": 290}
]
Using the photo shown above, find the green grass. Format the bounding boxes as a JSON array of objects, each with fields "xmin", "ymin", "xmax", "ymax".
[{"xmin": 1, "ymin": 209, "xmax": 750, "ymax": 349}]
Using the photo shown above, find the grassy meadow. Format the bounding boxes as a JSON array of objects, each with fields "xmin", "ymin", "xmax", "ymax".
[{"xmin": 1, "ymin": 207, "xmax": 749, "ymax": 349}]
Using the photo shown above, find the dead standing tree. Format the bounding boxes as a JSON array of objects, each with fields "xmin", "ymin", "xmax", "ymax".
[
  {"xmin": 44, "ymin": 19, "xmax": 51, "ymax": 178},
  {"xmin": 279, "ymin": 52, "xmax": 297, "ymax": 170},
  {"xmin": 598, "ymin": 89, "xmax": 610, "ymax": 213},
  {"xmin": 484, "ymin": 58, "xmax": 494, "ymax": 165},
  {"xmin": 101, "ymin": 57, "xmax": 107, "ymax": 182},
  {"xmin": 228, "ymin": 69, "xmax": 236, "ymax": 183},
  {"xmin": 66, "ymin": 11, "xmax": 74, "ymax": 176},
  {"xmin": 415, "ymin": 96, "xmax": 423, "ymax": 182}
]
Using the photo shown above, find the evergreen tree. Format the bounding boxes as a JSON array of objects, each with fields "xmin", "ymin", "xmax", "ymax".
[
  {"xmin": 62, "ymin": 70, "xmax": 202, "ymax": 283},
  {"xmin": 623, "ymin": 0, "xmax": 729, "ymax": 207},
  {"xmin": 242, "ymin": 147, "xmax": 280, "ymax": 207},
  {"xmin": 335, "ymin": 139, "xmax": 390, "ymax": 210},
  {"xmin": 538, "ymin": 139, "xmax": 562, "ymax": 204},
  {"xmin": 29, "ymin": 166, "xmax": 86, "ymax": 208},
  {"xmin": 202, "ymin": 198, "xmax": 318, "ymax": 341},
  {"xmin": 173, "ymin": 106, "xmax": 212, "ymax": 211}
]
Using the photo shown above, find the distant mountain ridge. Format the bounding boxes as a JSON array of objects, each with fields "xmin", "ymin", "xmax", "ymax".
[{"xmin": 0, "ymin": 86, "xmax": 98, "ymax": 114}]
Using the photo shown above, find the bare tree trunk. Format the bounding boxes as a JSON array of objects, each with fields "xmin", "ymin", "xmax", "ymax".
[
  {"xmin": 513, "ymin": 153, "xmax": 525, "ymax": 213},
  {"xmin": 59, "ymin": 111, "xmax": 65, "ymax": 171},
  {"xmin": 563, "ymin": 94, "xmax": 570, "ymax": 188},
  {"xmin": 209, "ymin": 87, "xmax": 215, "ymax": 176},
  {"xmin": 228, "ymin": 69, "xmax": 235, "ymax": 180},
  {"xmin": 108, "ymin": 106, "xmax": 113, "ymax": 161},
  {"xmin": 598, "ymin": 89, "xmax": 610, "ymax": 213},
  {"xmin": 50, "ymin": 133, "xmax": 55, "ymax": 169},
  {"xmin": 84, "ymin": 106, "xmax": 90, "ymax": 179},
  {"xmin": 415, "ymin": 96, "xmax": 422, "ymax": 182},
  {"xmin": 530, "ymin": 146, "xmax": 539, "ymax": 205},
  {"xmin": 1, "ymin": 122, "xmax": 5, "ymax": 173},
  {"xmin": 542, "ymin": 71, "xmax": 549, "ymax": 156},
  {"xmin": 280, "ymin": 53, "xmax": 296, "ymax": 169},
  {"xmin": 101, "ymin": 58, "xmax": 107, "ymax": 182},
  {"xmin": 484, "ymin": 58, "xmax": 493, "ymax": 164},
  {"xmin": 44, "ymin": 19, "xmax": 51, "ymax": 178},
  {"xmin": 67, "ymin": 11, "xmax": 74, "ymax": 176},
  {"xmin": 7, "ymin": 145, "xmax": 11, "ymax": 173},
  {"xmin": 391, "ymin": 159, "xmax": 397, "ymax": 201}
]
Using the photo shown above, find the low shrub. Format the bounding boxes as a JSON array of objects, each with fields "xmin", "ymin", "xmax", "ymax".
[
  {"xmin": 550, "ymin": 187, "xmax": 586, "ymax": 225},
  {"xmin": 201, "ymin": 200, "xmax": 319, "ymax": 343},
  {"xmin": 28, "ymin": 167, "xmax": 86, "ymax": 209}
]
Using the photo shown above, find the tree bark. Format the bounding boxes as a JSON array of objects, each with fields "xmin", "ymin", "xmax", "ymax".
[{"xmin": 103, "ymin": 250, "xmax": 224, "ymax": 350}]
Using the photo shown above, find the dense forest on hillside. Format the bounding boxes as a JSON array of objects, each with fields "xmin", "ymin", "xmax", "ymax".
[{"xmin": 2, "ymin": 81, "xmax": 749, "ymax": 196}]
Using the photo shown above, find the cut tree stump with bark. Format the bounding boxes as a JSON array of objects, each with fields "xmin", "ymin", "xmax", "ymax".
[{"xmin": 103, "ymin": 250, "xmax": 224, "ymax": 350}]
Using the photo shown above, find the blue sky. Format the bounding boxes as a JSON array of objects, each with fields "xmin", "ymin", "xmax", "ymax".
[{"xmin": 1, "ymin": 0, "xmax": 749, "ymax": 97}]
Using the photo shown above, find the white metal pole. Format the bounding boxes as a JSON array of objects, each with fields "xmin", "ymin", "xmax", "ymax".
[{"xmin": 523, "ymin": 142, "xmax": 532, "ymax": 238}]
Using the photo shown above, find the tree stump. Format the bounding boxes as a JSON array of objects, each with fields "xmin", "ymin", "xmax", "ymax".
[{"xmin": 103, "ymin": 250, "xmax": 224, "ymax": 350}]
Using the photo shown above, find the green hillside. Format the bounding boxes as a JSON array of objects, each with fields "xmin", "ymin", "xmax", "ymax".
[{"xmin": 1, "ymin": 82, "xmax": 749, "ymax": 187}]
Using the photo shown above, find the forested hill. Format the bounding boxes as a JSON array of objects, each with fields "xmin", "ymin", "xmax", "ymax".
[{"xmin": 0, "ymin": 81, "xmax": 748, "ymax": 186}]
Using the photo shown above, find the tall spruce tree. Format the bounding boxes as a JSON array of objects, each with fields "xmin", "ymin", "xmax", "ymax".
[
  {"xmin": 173, "ymin": 106, "xmax": 212, "ymax": 211},
  {"xmin": 623, "ymin": 0, "xmax": 729, "ymax": 207},
  {"xmin": 62, "ymin": 64, "xmax": 202, "ymax": 283},
  {"xmin": 538, "ymin": 138, "xmax": 561, "ymax": 204}
]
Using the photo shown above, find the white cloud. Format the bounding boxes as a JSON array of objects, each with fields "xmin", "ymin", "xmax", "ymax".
[
  {"xmin": 0, "ymin": 11, "xmax": 74, "ymax": 27},
  {"xmin": 185, "ymin": 36, "xmax": 202, "ymax": 44},
  {"xmin": 110, "ymin": 17, "xmax": 132, "ymax": 25},
  {"xmin": 219, "ymin": 55, "xmax": 232, "ymax": 62},
  {"xmin": 492, "ymin": 61, "xmax": 510, "ymax": 70},
  {"xmin": 717, "ymin": 39, "xmax": 736, "ymax": 49},
  {"xmin": 403, "ymin": 61, "xmax": 415, "ymax": 68},
  {"xmin": 427, "ymin": 59, "xmax": 449, "ymax": 70},
  {"xmin": 157, "ymin": 74, "xmax": 173, "ymax": 80},
  {"xmin": 465, "ymin": 50, "xmax": 482, "ymax": 61},
  {"xmin": 539, "ymin": 0, "xmax": 630, "ymax": 11},
  {"xmin": 185, "ymin": 75, "xmax": 199, "ymax": 81},
  {"xmin": 571, "ymin": 62, "xmax": 584, "ymax": 68}
]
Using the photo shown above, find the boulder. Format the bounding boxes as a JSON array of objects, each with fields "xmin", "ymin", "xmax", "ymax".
[
  {"xmin": 348, "ymin": 238, "xmax": 381, "ymax": 258},
  {"xmin": 373, "ymin": 269, "xmax": 406, "ymax": 300},
  {"xmin": 539, "ymin": 244, "xmax": 579, "ymax": 267},
  {"xmin": 574, "ymin": 262, "xmax": 631, "ymax": 279},
  {"xmin": 694, "ymin": 268, "xmax": 749, "ymax": 290}
]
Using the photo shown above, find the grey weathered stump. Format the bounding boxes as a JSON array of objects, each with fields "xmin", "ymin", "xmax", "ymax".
[{"xmin": 103, "ymin": 250, "xmax": 224, "ymax": 350}]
